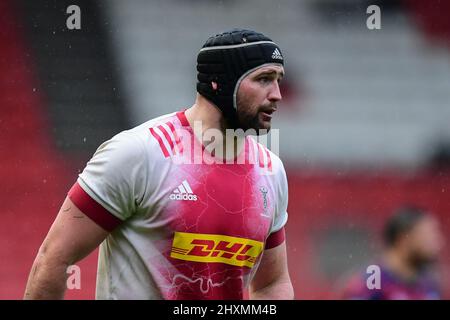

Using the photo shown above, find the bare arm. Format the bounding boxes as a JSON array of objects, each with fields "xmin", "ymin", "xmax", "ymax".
[
  {"xmin": 24, "ymin": 196, "xmax": 109, "ymax": 299},
  {"xmin": 249, "ymin": 242, "xmax": 294, "ymax": 300}
]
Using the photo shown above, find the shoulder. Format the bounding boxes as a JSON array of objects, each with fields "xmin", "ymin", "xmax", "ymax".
[
  {"xmin": 117, "ymin": 111, "xmax": 185, "ymax": 160},
  {"xmin": 341, "ymin": 270, "xmax": 382, "ymax": 300},
  {"xmin": 247, "ymin": 136, "xmax": 286, "ymax": 178}
]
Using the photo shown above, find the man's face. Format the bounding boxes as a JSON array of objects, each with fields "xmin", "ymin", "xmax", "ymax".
[
  {"xmin": 235, "ymin": 65, "xmax": 284, "ymax": 132},
  {"xmin": 406, "ymin": 216, "xmax": 445, "ymax": 266}
]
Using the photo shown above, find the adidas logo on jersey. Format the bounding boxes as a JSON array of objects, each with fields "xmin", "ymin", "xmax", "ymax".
[
  {"xmin": 271, "ymin": 48, "xmax": 283, "ymax": 60},
  {"xmin": 169, "ymin": 180, "xmax": 198, "ymax": 201}
]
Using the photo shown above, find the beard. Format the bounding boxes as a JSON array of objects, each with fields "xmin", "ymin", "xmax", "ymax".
[
  {"xmin": 235, "ymin": 100, "xmax": 277, "ymax": 134},
  {"xmin": 408, "ymin": 251, "xmax": 438, "ymax": 273}
]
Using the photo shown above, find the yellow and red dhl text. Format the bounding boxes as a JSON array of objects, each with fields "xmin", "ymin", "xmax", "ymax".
[{"xmin": 170, "ymin": 232, "xmax": 264, "ymax": 268}]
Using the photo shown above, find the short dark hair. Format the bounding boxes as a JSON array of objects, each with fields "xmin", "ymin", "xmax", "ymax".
[{"xmin": 383, "ymin": 205, "xmax": 428, "ymax": 247}]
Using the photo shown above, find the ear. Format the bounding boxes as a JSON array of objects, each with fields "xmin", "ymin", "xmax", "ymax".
[{"xmin": 211, "ymin": 82, "xmax": 218, "ymax": 90}]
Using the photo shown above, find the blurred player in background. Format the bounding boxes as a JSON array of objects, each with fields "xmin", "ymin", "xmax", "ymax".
[
  {"xmin": 342, "ymin": 206, "xmax": 445, "ymax": 299},
  {"xmin": 24, "ymin": 29, "xmax": 294, "ymax": 300}
]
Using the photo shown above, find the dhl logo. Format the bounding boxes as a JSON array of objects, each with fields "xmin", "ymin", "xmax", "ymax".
[{"xmin": 170, "ymin": 232, "xmax": 264, "ymax": 268}]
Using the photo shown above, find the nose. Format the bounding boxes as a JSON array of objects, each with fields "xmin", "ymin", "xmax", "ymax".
[{"xmin": 268, "ymin": 81, "xmax": 282, "ymax": 102}]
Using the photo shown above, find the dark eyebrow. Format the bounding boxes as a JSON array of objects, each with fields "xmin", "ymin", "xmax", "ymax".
[{"xmin": 257, "ymin": 70, "xmax": 284, "ymax": 78}]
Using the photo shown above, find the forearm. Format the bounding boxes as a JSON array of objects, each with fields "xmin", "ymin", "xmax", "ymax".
[
  {"xmin": 24, "ymin": 254, "xmax": 69, "ymax": 300},
  {"xmin": 249, "ymin": 278, "xmax": 294, "ymax": 300},
  {"xmin": 23, "ymin": 197, "xmax": 108, "ymax": 299}
]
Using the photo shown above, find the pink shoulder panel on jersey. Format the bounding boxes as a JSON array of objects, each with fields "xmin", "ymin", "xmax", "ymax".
[
  {"xmin": 265, "ymin": 227, "xmax": 285, "ymax": 249},
  {"xmin": 149, "ymin": 112, "xmax": 187, "ymax": 158},
  {"xmin": 248, "ymin": 138, "xmax": 273, "ymax": 172},
  {"xmin": 176, "ymin": 110, "xmax": 190, "ymax": 126},
  {"xmin": 68, "ymin": 182, "xmax": 123, "ymax": 232}
]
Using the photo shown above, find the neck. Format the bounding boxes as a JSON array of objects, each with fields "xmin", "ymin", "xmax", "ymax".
[
  {"xmin": 184, "ymin": 94, "xmax": 245, "ymax": 160},
  {"xmin": 185, "ymin": 94, "xmax": 227, "ymax": 133}
]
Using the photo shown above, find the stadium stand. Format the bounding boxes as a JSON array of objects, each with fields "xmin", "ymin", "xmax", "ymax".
[{"xmin": 107, "ymin": 0, "xmax": 450, "ymax": 168}]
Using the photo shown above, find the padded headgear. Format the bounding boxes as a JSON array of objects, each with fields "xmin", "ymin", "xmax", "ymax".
[{"xmin": 196, "ymin": 29, "xmax": 284, "ymax": 126}]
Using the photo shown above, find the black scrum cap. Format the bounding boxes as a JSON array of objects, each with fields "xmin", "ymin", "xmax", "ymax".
[{"xmin": 196, "ymin": 29, "xmax": 284, "ymax": 127}]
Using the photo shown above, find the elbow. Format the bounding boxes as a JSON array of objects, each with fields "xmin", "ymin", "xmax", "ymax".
[
  {"xmin": 36, "ymin": 240, "xmax": 75, "ymax": 268},
  {"xmin": 284, "ymin": 281, "xmax": 295, "ymax": 300},
  {"xmin": 272, "ymin": 278, "xmax": 294, "ymax": 300},
  {"xmin": 250, "ymin": 278, "xmax": 295, "ymax": 300},
  {"xmin": 24, "ymin": 244, "xmax": 72, "ymax": 300}
]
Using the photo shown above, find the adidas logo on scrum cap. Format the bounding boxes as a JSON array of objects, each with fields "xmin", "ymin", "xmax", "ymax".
[
  {"xmin": 169, "ymin": 180, "xmax": 198, "ymax": 201},
  {"xmin": 271, "ymin": 48, "xmax": 283, "ymax": 60}
]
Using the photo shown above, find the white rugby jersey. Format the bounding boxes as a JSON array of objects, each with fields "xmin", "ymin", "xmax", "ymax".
[{"xmin": 68, "ymin": 110, "xmax": 289, "ymax": 299}]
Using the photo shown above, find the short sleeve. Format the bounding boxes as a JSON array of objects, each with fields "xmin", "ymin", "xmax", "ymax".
[
  {"xmin": 265, "ymin": 159, "xmax": 289, "ymax": 249},
  {"xmin": 341, "ymin": 273, "xmax": 381, "ymax": 300},
  {"xmin": 71, "ymin": 132, "xmax": 148, "ymax": 224}
]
